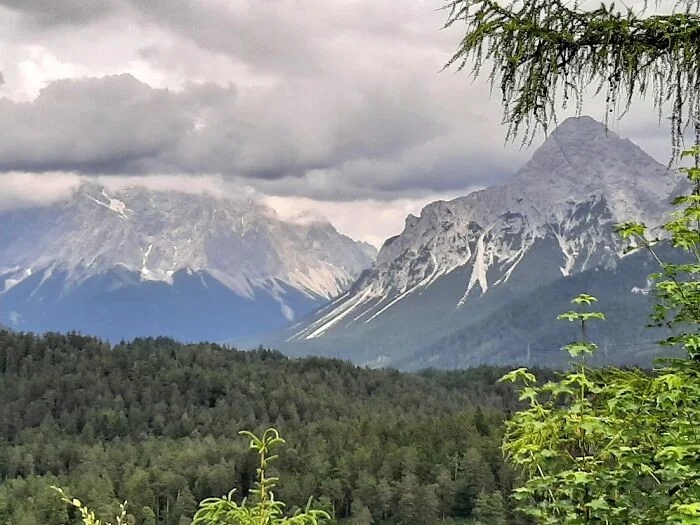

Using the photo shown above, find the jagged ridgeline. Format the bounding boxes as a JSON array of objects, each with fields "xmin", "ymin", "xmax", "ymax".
[
  {"xmin": 0, "ymin": 330, "xmax": 537, "ymax": 524},
  {"xmin": 279, "ymin": 117, "xmax": 685, "ymax": 369},
  {"xmin": 0, "ymin": 185, "xmax": 376, "ymax": 343}
]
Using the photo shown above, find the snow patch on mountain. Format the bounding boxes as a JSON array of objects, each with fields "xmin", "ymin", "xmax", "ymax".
[{"xmin": 84, "ymin": 189, "xmax": 132, "ymax": 220}]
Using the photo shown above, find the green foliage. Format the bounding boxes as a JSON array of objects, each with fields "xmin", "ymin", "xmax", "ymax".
[
  {"xmin": 0, "ymin": 477, "xmax": 68, "ymax": 525},
  {"xmin": 473, "ymin": 490, "xmax": 507, "ymax": 525},
  {"xmin": 617, "ymin": 145, "xmax": 700, "ymax": 358},
  {"xmin": 50, "ymin": 429, "xmax": 330, "ymax": 525},
  {"xmin": 192, "ymin": 428, "xmax": 330, "ymax": 524},
  {"xmin": 502, "ymin": 358, "xmax": 700, "ymax": 522},
  {"xmin": 0, "ymin": 334, "xmax": 533, "ymax": 524},
  {"xmin": 51, "ymin": 486, "xmax": 127, "ymax": 525},
  {"xmin": 500, "ymin": 147, "xmax": 700, "ymax": 523},
  {"xmin": 442, "ymin": 0, "xmax": 700, "ymax": 156}
]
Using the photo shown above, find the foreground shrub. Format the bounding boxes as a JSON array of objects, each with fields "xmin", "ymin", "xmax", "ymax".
[{"xmin": 500, "ymin": 148, "xmax": 700, "ymax": 523}]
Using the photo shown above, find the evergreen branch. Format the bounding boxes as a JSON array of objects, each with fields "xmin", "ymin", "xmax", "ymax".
[{"xmin": 442, "ymin": 0, "xmax": 700, "ymax": 157}]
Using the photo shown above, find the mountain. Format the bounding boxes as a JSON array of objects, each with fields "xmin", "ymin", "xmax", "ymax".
[
  {"xmin": 0, "ymin": 184, "xmax": 376, "ymax": 341},
  {"xmin": 278, "ymin": 116, "xmax": 683, "ymax": 368}
]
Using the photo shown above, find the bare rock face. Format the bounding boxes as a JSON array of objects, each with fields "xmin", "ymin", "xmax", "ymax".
[{"xmin": 0, "ymin": 185, "xmax": 376, "ymax": 341}]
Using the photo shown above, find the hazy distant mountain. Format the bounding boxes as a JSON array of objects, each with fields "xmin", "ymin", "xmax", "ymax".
[
  {"xmin": 0, "ymin": 184, "xmax": 376, "ymax": 341},
  {"xmin": 279, "ymin": 116, "xmax": 683, "ymax": 368}
]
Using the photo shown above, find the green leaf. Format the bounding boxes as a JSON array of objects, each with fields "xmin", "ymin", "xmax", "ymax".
[{"xmin": 571, "ymin": 293, "xmax": 598, "ymax": 305}]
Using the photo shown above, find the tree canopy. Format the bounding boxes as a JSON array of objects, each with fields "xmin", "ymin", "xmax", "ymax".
[{"xmin": 0, "ymin": 331, "xmax": 541, "ymax": 524}]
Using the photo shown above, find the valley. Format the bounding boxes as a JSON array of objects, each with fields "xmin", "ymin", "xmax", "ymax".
[
  {"xmin": 0, "ymin": 116, "xmax": 684, "ymax": 369},
  {"xmin": 274, "ymin": 116, "xmax": 682, "ymax": 368}
]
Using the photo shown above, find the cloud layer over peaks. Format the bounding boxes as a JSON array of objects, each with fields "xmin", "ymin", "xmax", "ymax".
[{"xmin": 0, "ymin": 0, "xmax": 676, "ymax": 243}]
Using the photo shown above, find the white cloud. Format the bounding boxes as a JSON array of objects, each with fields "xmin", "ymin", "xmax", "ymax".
[
  {"xmin": 0, "ymin": 172, "xmax": 82, "ymax": 210},
  {"xmin": 263, "ymin": 194, "xmax": 470, "ymax": 248}
]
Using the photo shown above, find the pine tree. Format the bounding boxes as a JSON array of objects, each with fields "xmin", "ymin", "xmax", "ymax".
[
  {"xmin": 473, "ymin": 490, "xmax": 507, "ymax": 525},
  {"xmin": 349, "ymin": 499, "xmax": 373, "ymax": 525}
]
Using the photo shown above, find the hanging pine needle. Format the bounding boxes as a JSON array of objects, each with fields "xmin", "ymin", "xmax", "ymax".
[{"xmin": 442, "ymin": 0, "xmax": 700, "ymax": 158}]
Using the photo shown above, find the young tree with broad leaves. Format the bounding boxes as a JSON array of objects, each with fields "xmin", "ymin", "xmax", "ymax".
[{"xmin": 442, "ymin": 0, "xmax": 700, "ymax": 522}]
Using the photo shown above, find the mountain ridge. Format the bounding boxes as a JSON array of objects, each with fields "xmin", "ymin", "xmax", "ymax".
[
  {"xmin": 276, "ymin": 116, "xmax": 681, "ymax": 368},
  {"xmin": 0, "ymin": 184, "xmax": 376, "ymax": 341}
]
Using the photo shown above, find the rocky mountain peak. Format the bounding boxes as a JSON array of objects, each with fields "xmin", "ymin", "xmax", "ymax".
[
  {"xmin": 0, "ymin": 182, "xmax": 378, "ymax": 341},
  {"xmin": 282, "ymin": 116, "xmax": 680, "ymax": 367},
  {"xmin": 548, "ymin": 114, "xmax": 607, "ymax": 136},
  {"xmin": 514, "ymin": 116, "xmax": 678, "ymax": 225}
]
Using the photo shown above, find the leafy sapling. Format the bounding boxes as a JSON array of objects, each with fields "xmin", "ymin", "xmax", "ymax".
[
  {"xmin": 51, "ymin": 486, "xmax": 128, "ymax": 525},
  {"xmin": 499, "ymin": 147, "xmax": 700, "ymax": 524},
  {"xmin": 192, "ymin": 428, "xmax": 332, "ymax": 525}
]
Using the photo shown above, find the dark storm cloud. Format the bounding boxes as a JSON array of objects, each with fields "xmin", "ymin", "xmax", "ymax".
[
  {"xmin": 374, "ymin": 155, "xmax": 513, "ymax": 195},
  {"xmin": 0, "ymin": 0, "xmax": 530, "ymax": 202},
  {"xmin": 0, "ymin": 0, "xmax": 329, "ymax": 75},
  {"xmin": 1, "ymin": 0, "xmax": 666, "ymax": 204},
  {"xmin": 0, "ymin": 75, "xmax": 190, "ymax": 173},
  {"xmin": 0, "ymin": 73, "xmax": 451, "ymax": 185},
  {"xmin": 0, "ymin": 0, "xmax": 455, "ymax": 77},
  {"xmin": 0, "ymin": 0, "xmax": 119, "ymax": 27},
  {"xmin": 130, "ymin": 0, "xmax": 324, "ymax": 76},
  {"xmin": 237, "ymin": 147, "xmax": 517, "ymax": 202}
]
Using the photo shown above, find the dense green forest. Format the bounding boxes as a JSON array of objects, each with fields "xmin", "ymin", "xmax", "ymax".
[{"xmin": 0, "ymin": 329, "xmax": 544, "ymax": 524}]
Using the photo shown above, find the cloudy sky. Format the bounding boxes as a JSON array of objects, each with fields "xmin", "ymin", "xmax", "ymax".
[{"xmin": 0, "ymin": 0, "xmax": 677, "ymax": 246}]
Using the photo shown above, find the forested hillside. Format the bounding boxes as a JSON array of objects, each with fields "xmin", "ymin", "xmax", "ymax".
[{"xmin": 0, "ymin": 330, "xmax": 541, "ymax": 524}]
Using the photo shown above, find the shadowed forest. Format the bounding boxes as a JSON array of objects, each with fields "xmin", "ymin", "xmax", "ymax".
[{"xmin": 0, "ymin": 330, "xmax": 548, "ymax": 524}]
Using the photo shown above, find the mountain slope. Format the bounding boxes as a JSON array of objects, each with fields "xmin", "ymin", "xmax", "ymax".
[
  {"xmin": 401, "ymin": 243, "xmax": 688, "ymax": 370},
  {"xmin": 279, "ymin": 116, "xmax": 681, "ymax": 368},
  {"xmin": 0, "ymin": 185, "xmax": 376, "ymax": 341}
]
